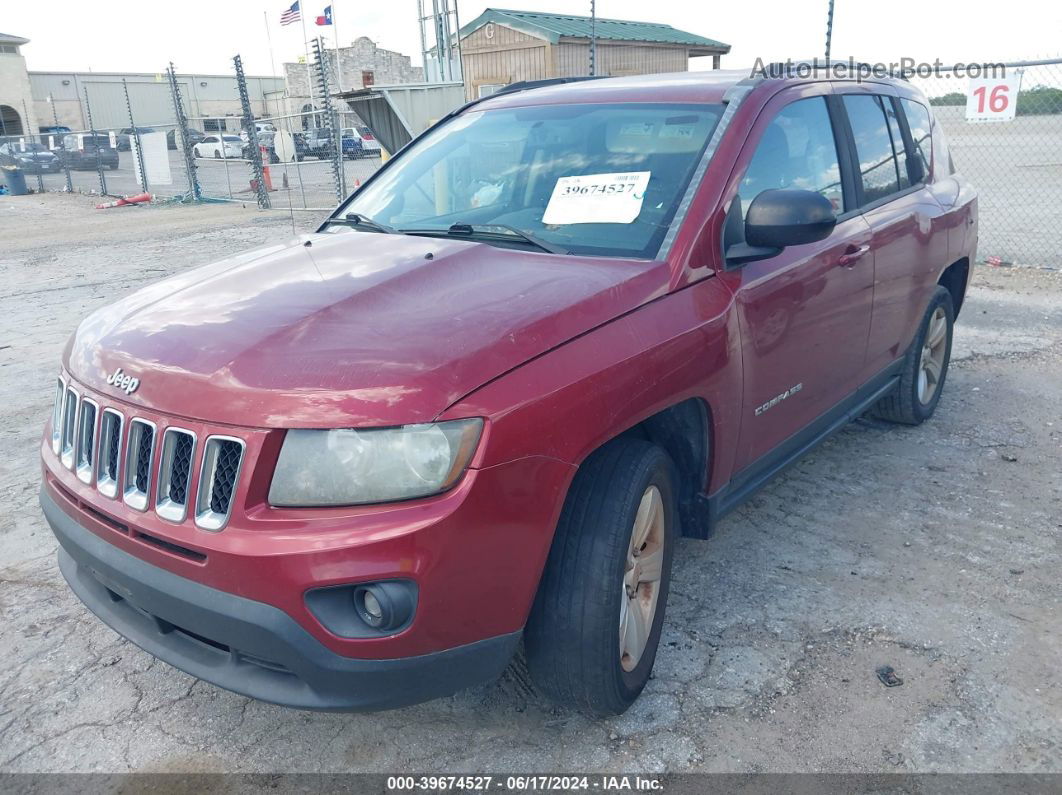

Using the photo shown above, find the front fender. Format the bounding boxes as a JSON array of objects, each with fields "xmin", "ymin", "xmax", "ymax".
[{"xmin": 441, "ymin": 276, "xmax": 742, "ymax": 496}]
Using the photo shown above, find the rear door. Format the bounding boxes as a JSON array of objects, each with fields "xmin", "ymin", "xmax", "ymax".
[
  {"xmin": 837, "ymin": 92, "xmax": 950, "ymax": 377},
  {"xmin": 719, "ymin": 89, "xmax": 875, "ymax": 470}
]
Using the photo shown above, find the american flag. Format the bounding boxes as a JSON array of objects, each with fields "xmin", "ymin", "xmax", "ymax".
[{"xmin": 280, "ymin": 1, "xmax": 301, "ymax": 25}]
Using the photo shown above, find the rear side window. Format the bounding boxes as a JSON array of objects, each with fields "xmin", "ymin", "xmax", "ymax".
[
  {"xmin": 901, "ymin": 99, "xmax": 932, "ymax": 180},
  {"xmin": 738, "ymin": 96, "xmax": 844, "ymax": 214},
  {"xmin": 842, "ymin": 95, "xmax": 901, "ymax": 203}
]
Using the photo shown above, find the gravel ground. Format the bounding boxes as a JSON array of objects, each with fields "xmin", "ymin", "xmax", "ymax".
[{"xmin": 0, "ymin": 194, "xmax": 1058, "ymax": 774}]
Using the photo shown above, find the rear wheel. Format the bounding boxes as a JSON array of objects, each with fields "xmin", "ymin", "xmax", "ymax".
[
  {"xmin": 873, "ymin": 285, "xmax": 954, "ymax": 425},
  {"xmin": 525, "ymin": 438, "xmax": 677, "ymax": 716}
]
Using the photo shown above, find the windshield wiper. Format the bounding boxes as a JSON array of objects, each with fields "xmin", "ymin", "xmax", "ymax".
[
  {"xmin": 402, "ymin": 222, "xmax": 569, "ymax": 255},
  {"xmin": 325, "ymin": 212, "xmax": 396, "ymax": 234}
]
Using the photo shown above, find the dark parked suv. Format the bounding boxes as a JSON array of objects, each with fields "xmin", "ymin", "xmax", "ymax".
[
  {"xmin": 58, "ymin": 133, "xmax": 119, "ymax": 170},
  {"xmin": 41, "ymin": 68, "xmax": 976, "ymax": 715}
]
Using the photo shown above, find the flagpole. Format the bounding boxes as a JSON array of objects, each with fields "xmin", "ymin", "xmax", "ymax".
[
  {"xmin": 299, "ymin": 2, "xmax": 315, "ymax": 112},
  {"xmin": 331, "ymin": 3, "xmax": 344, "ymax": 94}
]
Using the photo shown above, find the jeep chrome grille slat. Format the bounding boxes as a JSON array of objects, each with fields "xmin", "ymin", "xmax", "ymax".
[
  {"xmin": 122, "ymin": 419, "xmax": 157, "ymax": 511},
  {"xmin": 97, "ymin": 409, "xmax": 124, "ymax": 498},
  {"xmin": 51, "ymin": 377, "xmax": 65, "ymax": 454},
  {"xmin": 156, "ymin": 428, "xmax": 196, "ymax": 523},
  {"xmin": 195, "ymin": 437, "xmax": 245, "ymax": 531},
  {"xmin": 75, "ymin": 399, "xmax": 98, "ymax": 484},
  {"xmin": 51, "ymin": 378, "xmax": 245, "ymax": 530},
  {"xmin": 60, "ymin": 387, "xmax": 79, "ymax": 470}
]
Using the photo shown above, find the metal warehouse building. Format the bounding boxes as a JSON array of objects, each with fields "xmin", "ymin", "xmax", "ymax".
[
  {"xmin": 457, "ymin": 8, "xmax": 731, "ymax": 99},
  {"xmin": 29, "ymin": 71, "xmax": 285, "ymax": 132}
]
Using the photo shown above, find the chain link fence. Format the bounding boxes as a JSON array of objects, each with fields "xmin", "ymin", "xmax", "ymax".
[
  {"xmin": 2, "ymin": 44, "xmax": 386, "ymax": 212},
  {"xmin": 909, "ymin": 58, "xmax": 1062, "ymax": 268}
]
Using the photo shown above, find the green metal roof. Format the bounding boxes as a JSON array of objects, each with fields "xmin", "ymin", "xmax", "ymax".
[{"xmin": 459, "ymin": 8, "xmax": 730, "ymax": 53}]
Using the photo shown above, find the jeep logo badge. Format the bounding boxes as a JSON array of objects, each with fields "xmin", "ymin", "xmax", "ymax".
[{"xmin": 106, "ymin": 367, "xmax": 140, "ymax": 395}]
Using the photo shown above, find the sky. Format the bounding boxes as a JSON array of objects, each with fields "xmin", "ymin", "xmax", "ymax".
[{"xmin": 4, "ymin": 0, "xmax": 1061, "ymax": 77}]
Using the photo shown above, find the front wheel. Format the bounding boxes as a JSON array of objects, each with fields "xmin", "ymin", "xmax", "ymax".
[
  {"xmin": 873, "ymin": 285, "xmax": 955, "ymax": 425},
  {"xmin": 525, "ymin": 438, "xmax": 677, "ymax": 716}
]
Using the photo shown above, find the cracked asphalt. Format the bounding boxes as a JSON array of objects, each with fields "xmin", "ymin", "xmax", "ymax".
[{"xmin": 0, "ymin": 194, "xmax": 1059, "ymax": 773}]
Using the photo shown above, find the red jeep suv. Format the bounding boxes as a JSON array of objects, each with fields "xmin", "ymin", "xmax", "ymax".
[{"xmin": 40, "ymin": 68, "xmax": 976, "ymax": 715}]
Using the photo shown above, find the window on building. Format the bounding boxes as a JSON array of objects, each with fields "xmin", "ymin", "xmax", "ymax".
[
  {"xmin": 738, "ymin": 96, "xmax": 845, "ymax": 214},
  {"xmin": 361, "ymin": 71, "xmax": 375, "ymax": 88},
  {"xmin": 0, "ymin": 44, "xmax": 20, "ymax": 55},
  {"xmin": 843, "ymin": 95, "xmax": 902, "ymax": 203},
  {"xmin": 477, "ymin": 83, "xmax": 505, "ymax": 98}
]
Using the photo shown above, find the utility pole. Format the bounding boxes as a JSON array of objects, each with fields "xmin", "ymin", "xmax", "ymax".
[{"xmin": 825, "ymin": 0, "xmax": 835, "ymax": 60}]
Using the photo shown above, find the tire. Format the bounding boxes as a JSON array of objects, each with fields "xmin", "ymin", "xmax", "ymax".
[
  {"xmin": 108, "ymin": 162, "xmax": 118, "ymax": 171},
  {"xmin": 525, "ymin": 438, "xmax": 677, "ymax": 716},
  {"xmin": 214, "ymin": 149, "xmax": 221, "ymax": 159},
  {"xmin": 873, "ymin": 285, "xmax": 955, "ymax": 425}
]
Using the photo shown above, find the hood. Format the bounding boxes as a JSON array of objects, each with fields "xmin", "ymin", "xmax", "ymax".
[{"xmin": 65, "ymin": 231, "xmax": 669, "ymax": 428}]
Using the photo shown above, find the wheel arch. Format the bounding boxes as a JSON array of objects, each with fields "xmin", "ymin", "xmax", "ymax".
[
  {"xmin": 938, "ymin": 257, "xmax": 970, "ymax": 317},
  {"xmin": 610, "ymin": 398, "xmax": 715, "ymax": 539}
]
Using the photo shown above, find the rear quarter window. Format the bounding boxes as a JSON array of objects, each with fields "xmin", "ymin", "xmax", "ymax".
[{"xmin": 900, "ymin": 98, "xmax": 933, "ymax": 179}]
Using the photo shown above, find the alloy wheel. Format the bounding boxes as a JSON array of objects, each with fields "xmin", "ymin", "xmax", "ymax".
[
  {"xmin": 619, "ymin": 485, "xmax": 666, "ymax": 672},
  {"xmin": 918, "ymin": 306, "xmax": 948, "ymax": 404}
]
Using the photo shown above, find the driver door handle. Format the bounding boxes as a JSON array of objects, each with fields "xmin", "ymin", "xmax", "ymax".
[{"xmin": 838, "ymin": 244, "xmax": 870, "ymax": 267}]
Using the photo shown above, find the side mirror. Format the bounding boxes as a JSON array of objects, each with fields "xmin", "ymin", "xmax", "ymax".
[{"xmin": 726, "ymin": 189, "xmax": 837, "ymax": 266}]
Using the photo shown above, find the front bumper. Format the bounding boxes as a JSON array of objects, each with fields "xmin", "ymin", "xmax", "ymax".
[{"xmin": 43, "ymin": 486, "xmax": 521, "ymax": 711}]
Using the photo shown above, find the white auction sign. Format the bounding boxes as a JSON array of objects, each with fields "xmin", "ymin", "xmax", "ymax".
[
  {"xmin": 965, "ymin": 71, "xmax": 1024, "ymax": 122},
  {"xmin": 130, "ymin": 131, "xmax": 172, "ymax": 186}
]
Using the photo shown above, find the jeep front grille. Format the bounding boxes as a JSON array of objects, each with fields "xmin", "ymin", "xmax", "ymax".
[
  {"xmin": 195, "ymin": 437, "xmax": 245, "ymax": 531},
  {"xmin": 50, "ymin": 379, "xmax": 246, "ymax": 530},
  {"xmin": 75, "ymin": 399, "xmax": 98, "ymax": 484},
  {"xmin": 97, "ymin": 409, "xmax": 123, "ymax": 498},
  {"xmin": 122, "ymin": 419, "xmax": 156, "ymax": 511},
  {"xmin": 156, "ymin": 428, "xmax": 196, "ymax": 523}
]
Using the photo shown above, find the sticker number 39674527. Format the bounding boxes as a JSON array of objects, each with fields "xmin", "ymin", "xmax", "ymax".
[{"xmin": 542, "ymin": 171, "xmax": 651, "ymax": 225}]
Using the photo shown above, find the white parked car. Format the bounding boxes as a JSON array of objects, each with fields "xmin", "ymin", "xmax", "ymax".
[
  {"xmin": 239, "ymin": 122, "xmax": 277, "ymax": 144},
  {"xmin": 194, "ymin": 135, "xmax": 244, "ymax": 159},
  {"xmin": 343, "ymin": 126, "xmax": 382, "ymax": 157}
]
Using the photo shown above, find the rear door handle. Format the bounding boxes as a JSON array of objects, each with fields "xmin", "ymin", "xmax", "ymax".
[{"xmin": 838, "ymin": 244, "xmax": 870, "ymax": 267}]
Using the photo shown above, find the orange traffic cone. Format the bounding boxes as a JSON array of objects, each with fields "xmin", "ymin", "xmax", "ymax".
[
  {"xmin": 260, "ymin": 145, "xmax": 274, "ymax": 191},
  {"xmin": 95, "ymin": 192, "xmax": 152, "ymax": 209}
]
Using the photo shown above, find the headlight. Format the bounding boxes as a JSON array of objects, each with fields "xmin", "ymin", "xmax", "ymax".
[{"xmin": 268, "ymin": 418, "xmax": 483, "ymax": 507}]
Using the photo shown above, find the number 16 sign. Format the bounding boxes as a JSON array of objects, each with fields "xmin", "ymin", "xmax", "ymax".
[{"xmin": 966, "ymin": 72, "xmax": 1024, "ymax": 122}]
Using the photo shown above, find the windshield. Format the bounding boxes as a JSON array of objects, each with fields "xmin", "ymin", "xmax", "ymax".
[
  {"xmin": 17, "ymin": 143, "xmax": 48, "ymax": 152},
  {"xmin": 336, "ymin": 102, "xmax": 724, "ymax": 259}
]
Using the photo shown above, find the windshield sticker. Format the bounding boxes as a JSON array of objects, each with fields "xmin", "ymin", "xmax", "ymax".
[
  {"xmin": 618, "ymin": 123, "xmax": 655, "ymax": 137},
  {"xmin": 543, "ymin": 172, "xmax": 651, "ymax": 225},
  {"xmin": 660, "ymin": 124, "xmax": 695, "ymax": 139}
]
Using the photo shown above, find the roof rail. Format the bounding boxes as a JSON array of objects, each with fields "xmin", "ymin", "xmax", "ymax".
[{"xmin": 494, "ymin": 76, "xmax": 609, "ymax": 96}]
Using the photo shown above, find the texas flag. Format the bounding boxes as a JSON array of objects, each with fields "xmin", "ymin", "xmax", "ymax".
[{"xmin": 315, "ymin": 5, "xmax": 333, "ymax": 25}]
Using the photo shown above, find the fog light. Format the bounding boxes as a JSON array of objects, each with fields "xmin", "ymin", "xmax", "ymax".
[
  {"xmin": 307, "ymin": 580, "xmax": 418, "ymax": 637},
  {"xmin": 359, "ymin": 588, "xmax": 384, "ymax": 627}
]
